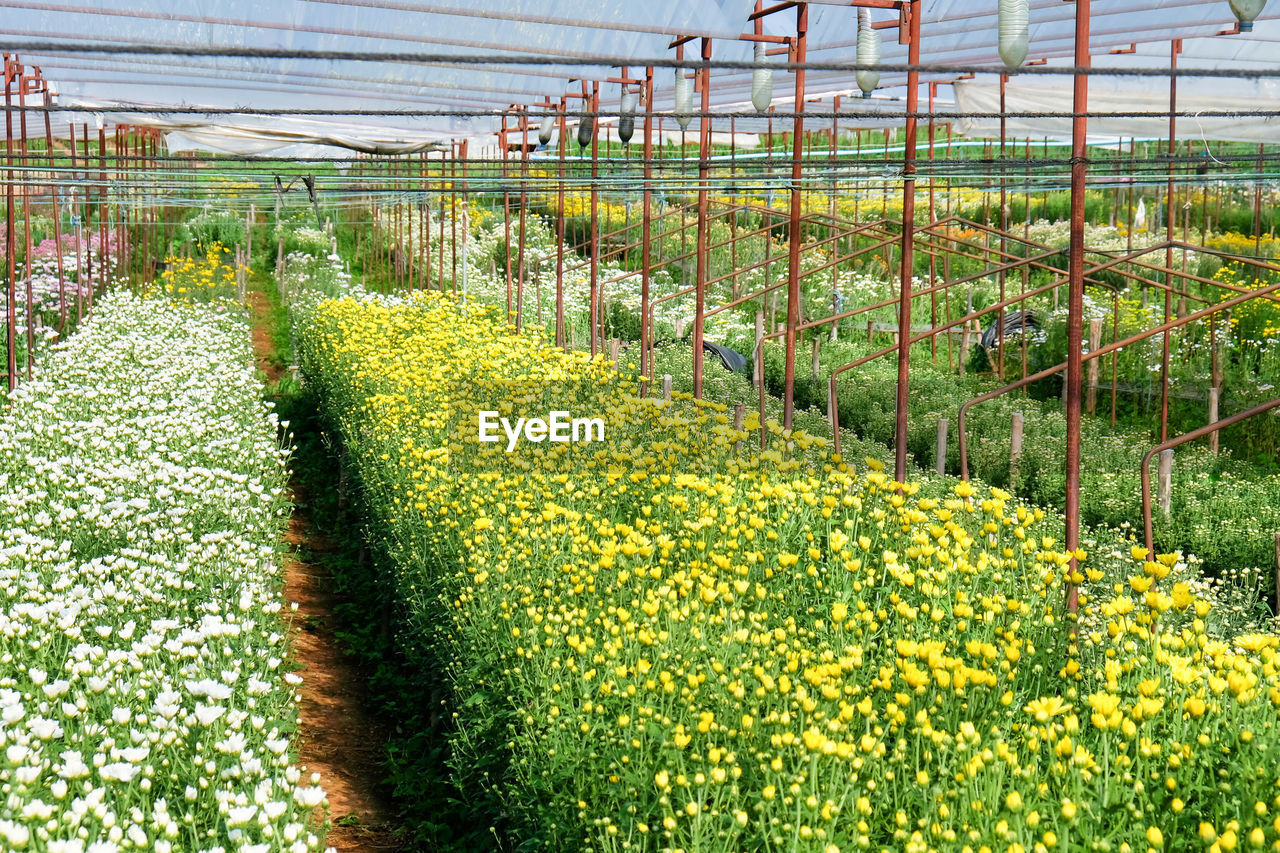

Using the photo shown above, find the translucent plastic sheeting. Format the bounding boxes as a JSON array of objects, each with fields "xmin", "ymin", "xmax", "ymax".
[
  {"xmin": 1, "ymin": 0, "xmax": 1278, "ymax": 150},
  {"xmin": 147, "ymin": 114, "xmax": 450, "ymax": 156},
  {"xmin": 0, "ymin": 1, "xmax": 756, "ymax": 114},
  {"xmin": 954, "ymin": 45, "xmax": 1280, "ymax": 144}
]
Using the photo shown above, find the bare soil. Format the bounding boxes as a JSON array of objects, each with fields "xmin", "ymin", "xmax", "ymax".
[{"xmin": 247, "ymin": 290, "xmax": 402, "ymax": 852}]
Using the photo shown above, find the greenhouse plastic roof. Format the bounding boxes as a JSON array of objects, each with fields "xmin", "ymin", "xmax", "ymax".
[{"xmin": 3, "ymin": 1, "xmax": 1279, "ymax": 154}]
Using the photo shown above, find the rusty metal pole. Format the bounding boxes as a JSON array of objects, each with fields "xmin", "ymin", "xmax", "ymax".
[
  {"xmin": 450, "ymin": 141, "xmax": 458, "ymax": 296},
  {"xmin": 419, "ymin": 151, "xmax": 428, "ymax": 291},
  {"xmin": 693, "ymin": 37, "xmax": 712, "ymax": 398},
  {"xmin": 517, "ymin": 110, "xmax": 529, "ymax": 331},
  {"xmin": 730, "ymin": 115, "xmax": 740, "ymax": 300},
  {"xmin": 80, "ymin": 122, "xmax": 92, "ymax": 310},
  {"xmin": 555, "ymin": 95, "xmax": 567, "ymax": 349},
  {"xmin": 98, "ymin": 124, "xmax": 106, "ymax": 290},
  {"xmin": 782, "ymin": 4, "xmax": 807, "ymax": 428},
  {"xmin": 18, "ymin": 73, "xmax": 33, "ymax": 376},
  {"xmin": 438, "ymin": 154, "xmax": 446, "ymax": 293},
  {"xmin": 892, "ymin": 1, "xmax": 921, "ymax": 483},
  {"xmin": 115, "ymin": 127, "xmax": 123, "ymax": 283},
  {"xmin": 501, "ymin": 112, "xmax": 512, "ymax": 322},
  {"xmin": 1159, "ymin": 41, "xmax": 1181, "ymax": 443},
  {"xmin": 829, "ymin": 95, "xmax": 840, "ymax": 342},
  {"xmin": 928, "ymin": 82, "xmax": 937, "ymax": 363},
  {"xmin": 589, "ymin": 81, "xmax": 601, "ymax": 356},
  {"xmin": 997, "ymin": 72, "xmax": 1007, "ymax": 379},
  {"xmin": 641, "ymin": 66, "xmax": 654, "ymax": 381},
  {"xmin": 4, "ymin": 57, "xmax": 16, "ymax": 391},
  {"xmin": 1126, "ymin": 137, "xmax": 1136, "ymax": 254},
  {"xmin": 1064, "ymin": 0, "xmax": 1091, "ymax": 616}
]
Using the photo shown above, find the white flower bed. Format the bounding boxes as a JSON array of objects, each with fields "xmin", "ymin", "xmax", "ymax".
[{"xmin": 0, "ymin": 292, "xmax": 330, "ymax": 853}]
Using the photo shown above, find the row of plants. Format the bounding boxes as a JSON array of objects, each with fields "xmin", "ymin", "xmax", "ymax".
[
  {"xmin": 0, "ymin": 290, "xmax": 330, "ymax": 852},
  {"xmin": 293, "ymin": 279, "xmax": 1279, "ymax": 852},
  {"xmin": 357, "ymin": 193, "xmax": 1279, "ymax": 572}
]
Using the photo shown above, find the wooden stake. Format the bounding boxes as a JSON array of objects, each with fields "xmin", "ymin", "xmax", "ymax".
[
  {"xmin": 1010, "ymin": 412, "xmax": 1024, "ymax": 485},
  {"xmin": 828, "ymin": 380, "xmax": 838, "ymax": 437},
  {"xmin": 1157, "ymin": 448, "xmax": 1174, "ymax": 516},
  {"xmin": 663, "ymin": 374, "xmax": 672, "ymax": 399},
  {"xmin": 1208, "ymin": 387, "xmax": 1220, "ymax": 455},
  {"xmin": 1274, "ymin": 532, "xmax": 1280, "ymax": 612},
  {"xmin": 811, "ymin": 337, "xmax": 820, "ymax": 379},
  {"xmin": 1086, "ymin": 317, "xmax": 1101, "ymax": 414},
  {"xmin": 754, "ymin": 310, "xmax": 765, "ymax": 390},
  {"xmin": 935, "ymin": 418, "xmax": 948, "ymax": 475}
]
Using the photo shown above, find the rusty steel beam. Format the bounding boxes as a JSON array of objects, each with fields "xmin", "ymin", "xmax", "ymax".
[
  {"xmin": 693, "ymin": 36, "xmax": 712, "ymax": 398},
  {"xmin": 640, "ymin": 65, "xmax": 654, "ymax": 380},
  {"xmin": 1161, "ymin": 39, "xmax": 1181, "ymax": 444},
  {"xmin": 893, "ymin": 0, "xmax": 920, "ymax": 482},
  {"xmin": 4, "ymin": 56, "xmax": 15, "ymax": 390},
  {"xmin": 555, "ymin": 95, "xmax": 567, "ymax": 348},
  {"xmin": 589, "ymin": 80, "xmax": 600, "ymax": 355},
  {"xmin": 1063, "ymin": 0, "xmax": 1091, "ymax": 616},
  {"xmin": 783, "ymin": 2, "xmax": 806, "ymax": 428}
]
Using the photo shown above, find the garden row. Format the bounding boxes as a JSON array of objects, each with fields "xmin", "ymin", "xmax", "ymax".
[
  {"xmin": 284, "ymin": 199, "xmax": 1279, "ymax": 597},
  {"xmin": 0, "ymin": 292, "xmax": 328, "ymax": 852},
  {"xmin": 293, "ymin": 279, "xmax": 1280, "ymax": 852}
]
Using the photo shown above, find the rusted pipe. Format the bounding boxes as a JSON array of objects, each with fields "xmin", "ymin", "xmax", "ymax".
[
  {"xmin": 640, "ymin": 66, "xmax": 654, "ymax": 380},
  {"xmin": 1064, "ymin": 0, "xmax": 1091, "ymax": 615},
  {"xmin": 783, "ymin": 2, "xmax": 807, "ymax": 429},
  {"xmin": 693, "ymin": 37, "xmax": 712, "ymax": 397},
  {"xmin": 555, "ymin": 95, "xmax": 567, "ymax": 348},
  {"xmin": 1142, "ymin": 398, "xmax": 1280, "ymax": 553},
  {"xmin": 894, "ymin": 0, "xmax": 921, "ymax": 482},
  {"xmin": 589, "ymin": 80, "xmax": 600, "ymax": 355},
  {"xmin": 4, "ymin": 56, "xmax": 16, "ymax": 390}
]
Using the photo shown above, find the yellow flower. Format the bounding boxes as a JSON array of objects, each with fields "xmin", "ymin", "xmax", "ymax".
[{"xmin": 1025, "ymin": 696, "xmax": 1071, "ymax": 722}]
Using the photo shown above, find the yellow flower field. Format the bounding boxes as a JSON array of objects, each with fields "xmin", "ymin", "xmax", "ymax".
[{"xmin": 297, "ymin": 290, "xmax": 1280, "ymax": 852}]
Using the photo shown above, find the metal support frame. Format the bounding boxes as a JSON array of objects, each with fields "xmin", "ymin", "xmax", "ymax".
[
  {"xmin": 892, "ymin": 0, "xmax": 920, "ymax": 481},
  {"xmin": 1063, "ymin": 0, "xmax": 1091, "ymax": 615}
]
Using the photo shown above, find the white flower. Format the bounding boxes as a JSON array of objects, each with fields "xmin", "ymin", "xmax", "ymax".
[
  {"xmin": 0, "ymin": 820, "xmax": 31, "ymax": 848},
  {"xmin": 194, "ymin": 703, "xmax": 226, "ymax": 726},
  {"xmin": 227, "ymin": 805, "xmax": 258, "ymax": 826},
  {"xmin": 293, "ymin": 786, "xmax": 326, "ymax": 808},
  {"xmin": 99, "ymin": 762, "xmax": 141, "ymax": 783}
]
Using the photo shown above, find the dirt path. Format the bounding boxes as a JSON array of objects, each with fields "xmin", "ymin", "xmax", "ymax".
[{"xmin": 246, "ymin": 290, "xmax": 402, "ymax": 852}]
